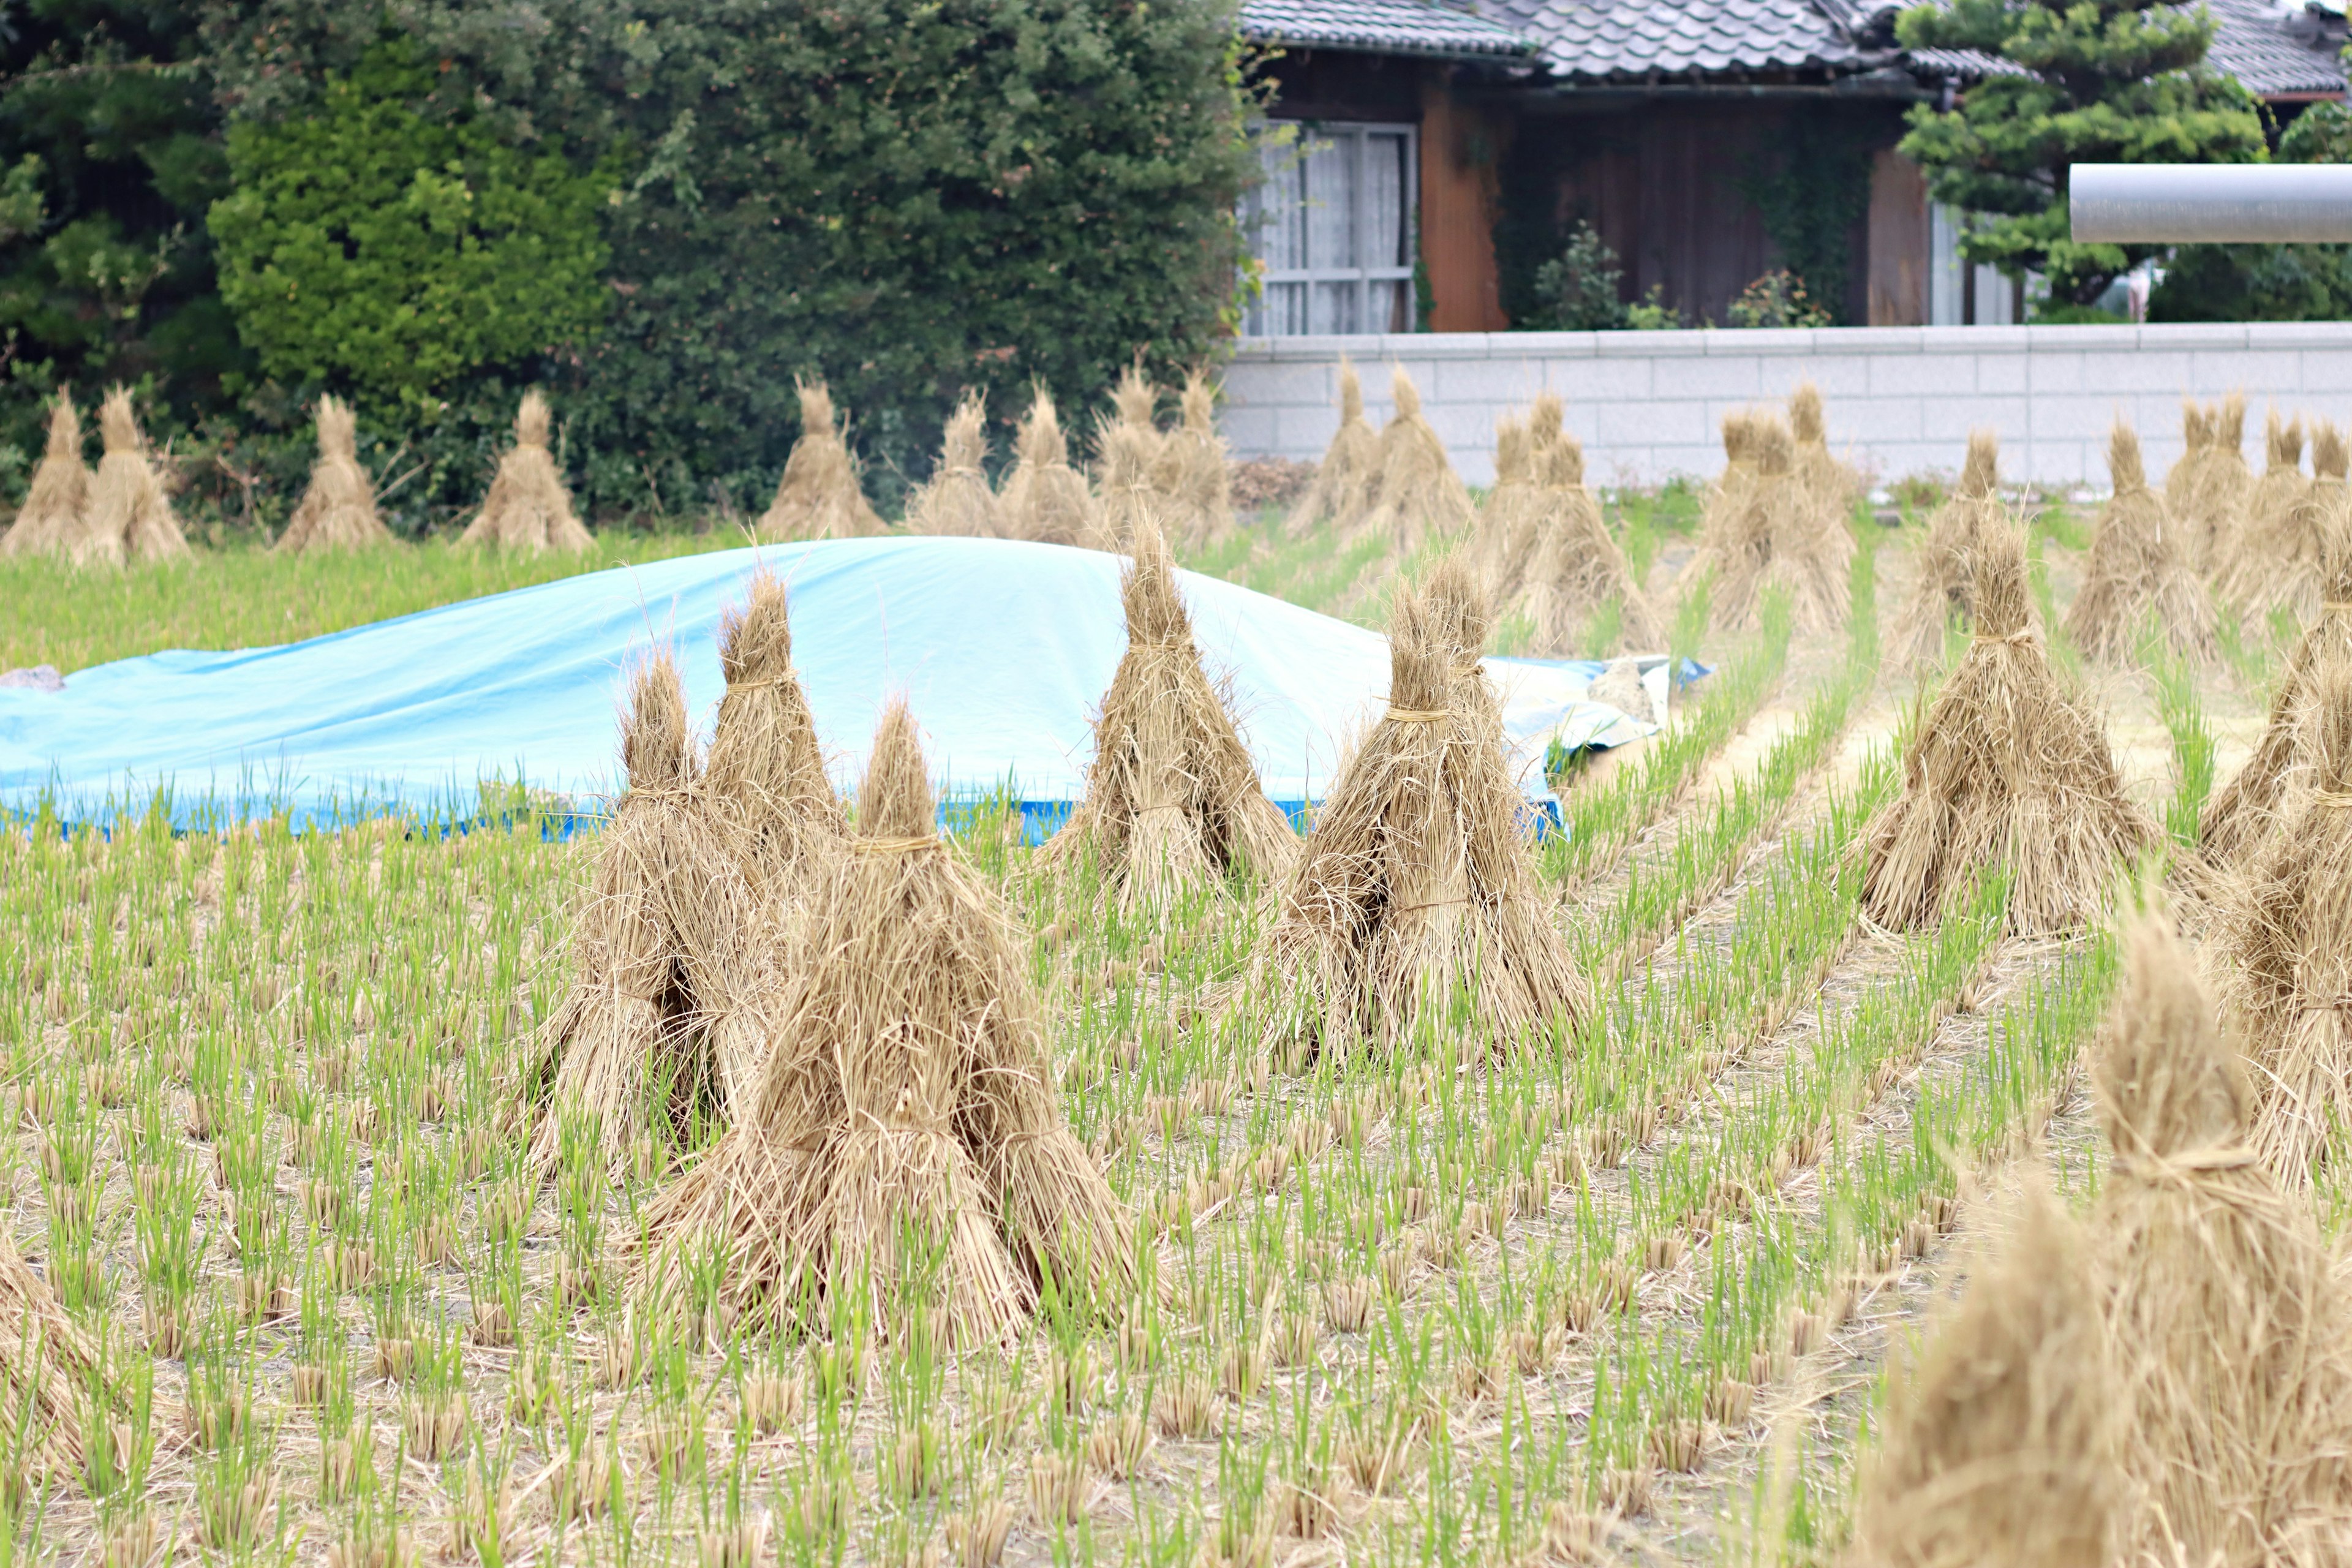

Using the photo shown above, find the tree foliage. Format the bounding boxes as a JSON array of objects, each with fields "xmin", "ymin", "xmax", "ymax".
[
  {"xmin": 2149, "ymin": 101, "xmax": 2352, "ymax": 323},
  {"xmin": 1895, "ymin": 0, "xmax": 2266, "ymax": 305}
]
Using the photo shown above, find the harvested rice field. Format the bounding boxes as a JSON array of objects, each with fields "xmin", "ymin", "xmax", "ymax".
[{"xmin": 5, "ymin": 417, "xmax": 2347, "ymax": 1568}]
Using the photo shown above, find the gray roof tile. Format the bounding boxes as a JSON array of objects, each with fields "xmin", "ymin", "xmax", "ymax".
[
  {"xmin": 2201, "ymin": 0, "xmax": 2347, "ymax": 96},
  {"xmin": 1492, "ymin": 0, "xmax": 1871, "ymax": 81},
  {"xmin": 1238, "ymin": 0, "xmax": 1539, "ymax": 58}
]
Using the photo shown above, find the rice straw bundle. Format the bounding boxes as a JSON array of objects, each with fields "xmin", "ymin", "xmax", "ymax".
[
  {"xmin": 703, "ymin": 569, "xmax": 846, "ymax": 899},
  {"xmin": 1890, "ymin": 430, "xmax": 2005, "ymax": 668},
  {"xmin": 1759, "ymin": 413, "xmax": 1853, "ymax": 635},
  {"xmin": 1240, "ymin": 568, "xmax": 1586, "ymax": 1061},
  {"xmin": 1787, "ymin": 380, "xmax": 1861, "ymax": 526},
  {"xmin": 2190, "ymin": 392, "xmax": 2256, "ymax": 571},
  {"xmin": 635, "ymin": 704, "xmax": 1131, "ymax": 1338},
  {"xmin": 1686, "ymin": 412, "xmax": 1772, "ymax": 628},
  {"xmin": 2220, "ymin": 410, "xmax": 2308, "ymax": 609},
  {"xmin": 1862, "ymin": 514, "xmax": 2157, "ymax": 933},
  {"xmin": 2164, "ymin": 400, "xmax": 2213, "ymax": 547},
  {"xmin": 1517, "ymin": 429, "xmax": 1664, "ymax": 655},
  {"xmin": 529, "ymin": 653, "xmax": 775, "ymax": 1170},
  {"xmin": 1354, "ymin": 368, "xmax": 1474, "ymax": 552},
  {"xmin": 276, "ymin": 396, "xmax": 391, "ymax": 553},
  {"xmin": 1040, "ymin": 517, "xmax": 1297, "ymax": 907},
  {"xmin": 1093, "ymin": 369, "xmax": 1164, "ymax": 553},
  {"xmin": 902, "ymin": 392, "xmax": 1000, "ymax": 538},
  {"xmin": 998, "ymin": 389, "xmax": 1099, "ymax": 549},
  {"xmin": 2062, "ymin": 421, "xmax": 2217, "ymax": 665},
  {"xmin": 0, "ymin": 1225, "xmax": 110, "ymax": 1474},
  {"xmin": 2201, "ymin": 530, "xmax": 2352, "ymax": 866},
  {"xmin": 2095, "ymin": 912, "xmax": 2352, "ymax": 1568},
  {"xmin": 0, "ymin": 391, "xmax": 88, "ymax": 559},
  {"xmin": 2230, "ymin": 419, "xmax": 2344, "ymax": 625},
  {"xmin": 1285, "ymin": 357, "xmax": 1379, "ymax": 538},
  {"xmin": 1693, "ymin": 415, "xmax": 1839, "ymax": 633},
  {"xmin": 1152, "ymin": 368, "xmax": 1234, "ymax": 551},
  {"xmin": 2214, "ymin": 662, "xmax": 2352, "ymax": 1191},
  {"xmin": 460, "ymin": 391, "xmax": 592, "ymax": 551},
  {"xmin": 1847, "ymin": 1180, "xmax": 2118, "ymax": 1568},
  {"xmin": 1695, "ymin": 410, "xmax": 1763, "ymax": 556},
  {"xmin": 1472, "ymin": 411, "xmax": 1539, "ymax": 597},
  {"xmin": 760, "ymin": 380, "xmax": 886, "ymax": 541},
  {"xmin": 72, "ymin": 388, "xmax": 187, "ymax": 565}
]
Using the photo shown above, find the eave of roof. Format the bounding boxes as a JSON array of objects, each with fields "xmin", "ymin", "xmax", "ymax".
[{"xmin": 1239, "ymin": 0, "xmax": 1540, "ymax": 59}]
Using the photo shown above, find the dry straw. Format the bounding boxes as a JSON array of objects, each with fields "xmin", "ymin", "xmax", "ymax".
[
  {"xmin": 1286, "ymin": 357, "xmax": 1379, "ymax": 538},
  {"xmin": 74, "ymin": 387, "xmax": 188, "ymax": 566},
  {"xmin": 634, "ymin": 703, "xmax": 1131, "ymax": 1340},
  {"xmin": 1093, "ymin": 366, "xmax": 1164, "ymax": 552},
  {"xmin": 2063, "ymin": 421, "xmax": 2217, "ymax": 665},
  {"xmin": 2214, "ymin": 660, "xmax": 2352, "ymax": 1191},
  {"xmin": 2184, "ymin": 392, "xmax": 2256, "ymax": 572},
  {"xmin": 2096, "ymin": 911, "xmax": 2352, "ymax": 1568},
  {"xmin": 1788, "ymin": 380, "xmax": 1862, "ymax": 527},
  {"xmin": 1354, "ymin": 367, "xmax": 1474, "ymax": 552},
  {"xmin": 1863, "ymin": 513, "xmax": 2156, "ymax": 933},
  {"xmin": 1240, "ymin": 562, "xmax": 1585, "ymax": 1061},
  {"xmin": 529, "ymin": 652, "xmax": 774, "ymax": 1170},
  {"xmin": 1516, "ymin": 422, "xmax": 1664, "ymax": 655},
  {"xmin": 2164, "ymin": 399, "xmax": 2214, "ymax": 563},
  {"xmin": 1891, "ymin": 430, "xmax": 2006, "ymax": 669},
  {"xmin": 1687, "ymin": 411, "xmax": 1772, "ymax": 631},
  {"xmin": 0, "ymin": 1225, "xmax": 110, "ymax": 1474},
  {"xmin": 0, "ymin": 390, "xmax": 89, "ymax": 559},
  {"xmin": 2224, "ymin": 414, "xmax": 2338, "ymax": 623},
  {"xmin": 461, "ymin": 391, "xmax": 593, "ymax": 551},
  {"xmin": 1040, "ymin": 516, "xmax": 1298, "ymax": 907},
  {"xmin": 1152, "ymin": 368, "xmax": 1234, "ymax": 551},
  {"xmin": 1847, "ymin": 1179, "xmax": 2119, "ymax": 1568},
  {"xmin": 2202, "ymin": 526, "xmax": 2352, "ymax": 867},
  {"xmin": 1694, "ymin": 413, "xmax": 1843, "ymax": 633},
  {"xmin": 2222, "ymin": 409, "xmax": 2309, "ymax": 611},
  {"xmin": 903, "ymin": 391, "xmax": 1000, "ymax": 538},
  {"xmin": 760, "ymin": 380, "xmax": 886, "ymax": 541},
  {"xmin": 1761, "ymin": 410, "xmax": 1853, "ymax": 635},
  {"xmin": 702, "ymin": 568, "xmax": 846, "ymax": 899},
  {"xmin": 276, "ymin": 396, "xmax": 391, "ymax": 554},
  {"xmin": 998, "ymin": 389, "xmax": 1099, "ymax": 549},
  {"xmin": 1472, "ymin": 407, "xmax": 1540, "ymax": 598}
]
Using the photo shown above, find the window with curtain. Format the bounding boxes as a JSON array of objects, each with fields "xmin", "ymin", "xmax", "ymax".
[{"xmin": 1242, "ymin": 123, "xmax": 1419, "ymax": 337}]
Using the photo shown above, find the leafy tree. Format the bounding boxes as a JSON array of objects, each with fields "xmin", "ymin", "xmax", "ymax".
[
  {"xmin": 1894, "ymin": 0, "xmax": 2267, "ymax": 307},
  {"xmin": 2149, "ymin": 102, "xmax": 2352, "ymax": 323}
]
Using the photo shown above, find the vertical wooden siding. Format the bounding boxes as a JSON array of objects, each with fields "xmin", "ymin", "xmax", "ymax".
[
  {"xmin": 1420, "ymin": 77, "xmax": 1510, "ymax": 332},
  {"xmin": 1867, "ymin": 149, "xmax": 1929, "ymax": 325}
]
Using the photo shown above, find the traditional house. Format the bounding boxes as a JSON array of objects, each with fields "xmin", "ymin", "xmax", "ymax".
[{"xmin": 1238, "ymin": 0, "xmax": 2350, "ymax": 330}]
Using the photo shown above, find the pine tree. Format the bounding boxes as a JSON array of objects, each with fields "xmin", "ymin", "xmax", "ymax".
[{"xmin": 1894, "ymin": 0, "xmax": 2267, "ymax": 309}]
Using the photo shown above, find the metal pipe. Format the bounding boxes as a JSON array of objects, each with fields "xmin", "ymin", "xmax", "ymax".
[{"xmin": 2070, "ymin": 163, "xmax": 2352, "ymax": 243}]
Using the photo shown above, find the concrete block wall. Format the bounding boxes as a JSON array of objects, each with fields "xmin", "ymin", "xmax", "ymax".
[{"xmin": 1219, "ymin": 322, "xmax": 2352, "ymax": 490}]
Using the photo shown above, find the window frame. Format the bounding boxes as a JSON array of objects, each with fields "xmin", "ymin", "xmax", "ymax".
[{"xmin": 1243, "ymin": 119, "xmax": 1421, "ymax": 337}]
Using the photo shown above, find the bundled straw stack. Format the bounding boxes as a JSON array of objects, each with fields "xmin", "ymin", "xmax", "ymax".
[
  {"xmin": 1694, "ymin": 413, "xmax": 1844, "ymax": 633},
  {"xmin": 2214, "ymin": 663, "xmax": 2352, "ymax": 1190},
  {"xmin": 1847, "ymin": 1181, "xmax": 2118, "ymax": 1568},
  {"xmin": 2185, "ymin": 392, "xmax": 2256, "ymax": 571},
  {"xmin": 1041, "ymin": 518, "xmax": 1297, "ymax": 907},
  {"xmin": 2063, "ymin": 421, "xmax": 2216, "ymax": 664},
  {"xmin": 701, "ymin": 570, "xmax": 845, "ymax": 899},
  {"xmin": 276, "ymin": 396, "xmax": 391, "ymax": 554},
  {"xmin": 1891, "ymin": 430, "xmax": 2007, "ymax": 668},
  {"xmin": 998, "ymin": 390, "xmax": 1099, "ymax": 548},
  {"xmin": 2095, "ymin": 913, "xmax": 2352, "ymax": 1568},
  {"xmin": 1286, "ymin": 358, "xmax": 1379, "ymax": 538},
  {"xmin": 1473, "ymin": 409, "xmax": 1540, "ymax": 597},
  {"xmin": 1787, "ymin": 381, "xmax": 1861, "ymax": 526},
  {"xmin": 529, "ymin": 654, "xmax": 774, "ymax": 1168},
  {"xmin": 1153, "ymin": 369, "xmax": 1234, "ymax": 551},
  {"xmin": 1686, "ymin": 412, "xmax": 1770, "ymax": 627},
  {"xmin": 1517, "ymin": 424, "xmax": 1664, "ymax": 656},
  {"xmin": 1092, "ymin": 366, "xmax": 1164, "ymax": 552},
  {"xmin": 1355, "ymin": 368, "xmax": 1474, "ymax": 551},
  {"xmin": 1862, "ymin": 515, "xmax": 2156, "ymax": 933},
  {"xmin": 0, "ymin": 390, "xmax": 89, "ymax": 559},
  {"xmin": 2163, "ymin": 399, "xmax": 2212, "ymax": 527},
  {"xmin": 72, "ymin": 388, "xmax": 188, "ymax": 565},
  {"xmin": 2223, "ymin": 415, "xmax": 2339, "ymax": 622},
  {"xmin": 1241, "ymin": 568, "xmax": 1585, "ymax": 1061},
  {"xmin": 760, "ymin": 380, "xmax": 886, "ymax": 541},
  {"xmin": 903, "ymin": 392, "xmax": 1000, "ymax": 538},
  {"xmin": 2202, "ymin": 529, "xmax": 2352, "ymax": 865},
  {"xmin": 1760, "ymin": 412, "xmax": 1853, "ymax": 633},
  {"xmin": 460, "ymin": 392, "xmax": 593, "ymax": 551},
  {"xmin": 633, "ymin": 704, "xmax": 1131, "ymax": 1340},
  {"xmin": 2222, "ymin": 410, "xmax": 2308, "ymax": 609}
]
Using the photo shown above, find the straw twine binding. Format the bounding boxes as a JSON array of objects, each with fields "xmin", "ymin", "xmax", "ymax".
[
  {"xmin": 1286, "ymin": 357, "xmax": 1379, "ymax": 540},
  {"xmin": 633, "ymin": 701, "xmax": 1131, "ymax": 1341},
  {"xmin": 1237, "ymin": 556, "xmax": 1586, "ymax": 1062},
  {"xmin": 2096, "ymin": 913, "xmax": 2352, "ymax": 1567},
  {"xmin": 1862, "ymin": 513, "xmax": 2157, "ymax": 935},
  {"xmin": 2064, "ymin": 421, "xmax": 2217, "ymax": 665},
  {"xmin": 461, "ymin": 391, "xmax": 592, "ymax": 552},
  {"xmin": 276, "ymin": 396, "xmax": 392, "ymax": 554},
  {"xmin": 0, "ymin": 391, "xmax": 89, "ymax": 559},
  {"xmin": 1038, "ymin": 514, "xmax": 1298, "ymax": 907},
  {"xmin": 903, "ymin": 391, "xmax": 1000, "ymax": 538}
]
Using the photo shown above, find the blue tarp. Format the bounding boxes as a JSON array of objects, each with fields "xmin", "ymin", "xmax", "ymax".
[{"xmin": 1, "ymin": 537, "xmax": 1674, "ymax": 830}]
